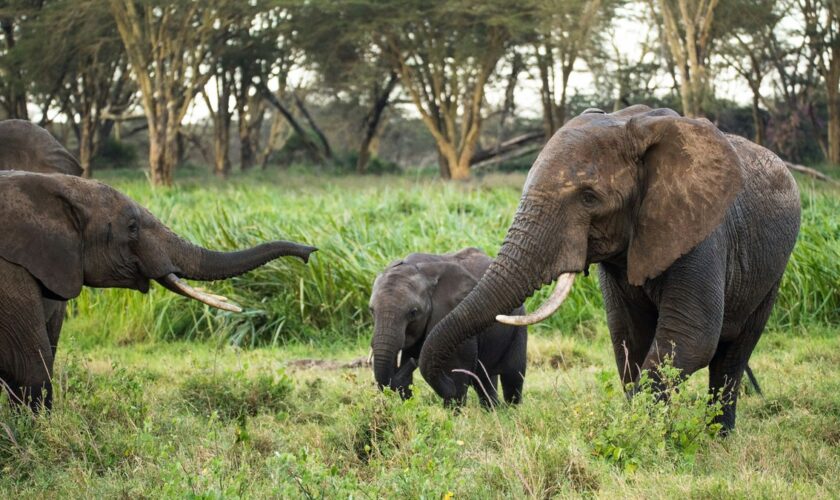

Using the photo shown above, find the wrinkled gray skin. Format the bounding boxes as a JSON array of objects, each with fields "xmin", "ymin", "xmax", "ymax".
[
  {"xmin": 420, "ymin": 106, "xmax": 801, "ymax": 432},
  {"xmin": 370, "ymin": 248, "xmax": 527, "ymax": 407},
  {"xmin": 0, "ymin": 171, "xmax": 316, "ymax": 411}
]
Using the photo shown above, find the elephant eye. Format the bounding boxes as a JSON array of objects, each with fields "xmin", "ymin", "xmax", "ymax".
[
  {"xmin": 581, "ymin": 190, "xmax": 599, "ymax": 207},
  {"xmin": 407, "ymin": 308, "xmax": 419, "ymax": 321},
  {"xmin": 128, "ymin": 220, "xmax": 139, "ymax": 238}
]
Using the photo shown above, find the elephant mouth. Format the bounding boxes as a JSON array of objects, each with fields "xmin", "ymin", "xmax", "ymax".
[{"xmin": 155, "ymin": 273, "xmax": 243, "ymax": 312}]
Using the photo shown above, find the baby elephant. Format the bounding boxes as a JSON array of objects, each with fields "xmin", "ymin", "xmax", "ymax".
[{"xmin": 369, "ymin": 248, "xmax": 527, "ymax": 406}]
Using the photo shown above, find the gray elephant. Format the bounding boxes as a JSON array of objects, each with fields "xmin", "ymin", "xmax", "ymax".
[
  {"xmin": 0, "ymin": 171, "xmax": 316, "ymax": 410},
  {"xmin": 0, "ymin": 120, "xmax": 83, "ymax": 176},
  {"xmin": 370, "ymin": 248, "xmax": 527, "ymax": 406},
  {"xmin": 420, "ymin": 105, "xmax": 800, "ymax": 432}
]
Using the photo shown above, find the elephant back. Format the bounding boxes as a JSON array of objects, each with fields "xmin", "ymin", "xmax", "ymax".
[{"xmin": 0, "ymin": 120, "xmax": 82, "ymax": 176}]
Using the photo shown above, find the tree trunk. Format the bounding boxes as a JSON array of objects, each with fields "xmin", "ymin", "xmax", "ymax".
[
  {"xmin": 750, "ymin": 88, "xmax": 765, "ymax": 146},
  {"xmin": 357, "ymin": 71, "xmax": 398, "ymax": 174},
  {"xmin": 79, "ymin": 112, "xmax": 94, "ymax": 178},
  {"xmin": 437, "ymin": 147, "xmax": 452, "ymax": 180},
  {"xmin": 827, "ymin": 62, "xmax": 840, "ymax": 167}
]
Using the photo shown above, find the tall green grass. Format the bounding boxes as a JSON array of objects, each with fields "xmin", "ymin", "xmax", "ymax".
[{"xmin": 65, "ymin": 170, "xmax": 839, "ymax": 347}]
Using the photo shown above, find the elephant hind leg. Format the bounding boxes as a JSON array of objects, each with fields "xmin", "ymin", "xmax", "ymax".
[
  {"xmin": 473, "ymin": 372, "xmax": 499, "ymax": 409},
  {"xmin": 500, "ymin": 372, "xmax": 524, "ymax": 405},
  {"xmin": 709, "ymin": 279, "xmax": 781, "ymax": 434}
]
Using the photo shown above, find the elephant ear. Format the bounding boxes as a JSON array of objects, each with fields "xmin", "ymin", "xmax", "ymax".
[
  {"xmin": 0, "ymin": 172, "xmax": 84, "ymax": 299},
  {"xmin": 416, "ymin": 261, "xmax": 482, "ymax": 330},
  {"xmin": 626, "ymin": 114, "xmax": 743, "ymax": 286}
]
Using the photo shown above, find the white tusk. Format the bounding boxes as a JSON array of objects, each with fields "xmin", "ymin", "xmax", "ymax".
[
  {"xmin": 162, "ymin": 273, "xmax": 243, "ymax": 313},
  {"xmin": 194, "ymin": 287, "xmax": 230, "ymax": 302},
  {"xmin": 396, "ymin": 349, "xmax": 402, "ymax": 368},
  {"xmin": 496, "ymin": 273, "xmax": 576, "ymax": 326},
  {"xmin": 368, "ymin": 348, "xmax": 373, "ymax": 364}
]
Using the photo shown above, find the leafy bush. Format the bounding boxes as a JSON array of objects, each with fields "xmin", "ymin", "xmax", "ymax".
[{"xmin": 588, "ymin": 359, "xmax": 722, "ymax": 473}]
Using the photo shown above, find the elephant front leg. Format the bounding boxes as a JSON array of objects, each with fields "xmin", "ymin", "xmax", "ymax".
[
  {"xmin": 639, "ymin": 249, "xmax": 726, "ymax": 399},
  {"xmin": 599, "ymin": 264, "xmax": 658, "ymax": 390},
  {"xmin": 0, "ymin": 262, "xmax": 56, "ymax": 412}
]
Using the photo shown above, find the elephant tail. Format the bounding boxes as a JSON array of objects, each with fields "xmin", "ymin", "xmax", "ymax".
[{"xmin": 744, "ymin": 364, "xmax": 762, "ymax": 396}]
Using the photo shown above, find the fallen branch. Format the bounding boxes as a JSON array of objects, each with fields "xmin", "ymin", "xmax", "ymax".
[
  {"xmin": 285, "ymin": 356, "xmax": 370, "ymax": 370},
  {"xmin": 470, "ymin": 130, "xmax": 543, "ymax": 165},
  {"xmin": 472, "ymin": 144, "xmax": 542, "ymax": 171},
  {"xmin": 784, "ymin": 161, "xmax": 839, "ymax": 185}
]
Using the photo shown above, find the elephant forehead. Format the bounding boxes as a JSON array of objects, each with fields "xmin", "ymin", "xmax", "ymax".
[
  {"xmin": 373, "ymin": 271, "xmax": 424, "ymax": 297},
  {"xmin": 528, "ymin": 137, "xmax": 625, "ymax": 191}
]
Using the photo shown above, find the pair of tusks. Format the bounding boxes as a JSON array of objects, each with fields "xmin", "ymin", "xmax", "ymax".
[
  {"xmin": 366, "ymin": 348, "xmax": 403, "ymax": 368},
  {"xmin": 161, "ymin": 273, "xmax": 243, "ymax": 313},
  {"xmin": 496, "ymin": 273, "xmax": 576, "ymax": 326}
]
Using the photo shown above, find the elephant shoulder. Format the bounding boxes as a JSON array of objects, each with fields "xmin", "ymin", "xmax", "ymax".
[{"xmin": 725, "ymin": 134, "xmax": 799, "ymax": 209}]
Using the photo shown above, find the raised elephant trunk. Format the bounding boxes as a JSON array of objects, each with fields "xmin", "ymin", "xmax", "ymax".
[
  {"xmin": 148, "ymin": 224, "xmax": 316, "ymax": 311},
  {"xmin": 372, "ymin": 315, "xmax": 406, "ymax": 389},
  {"xmin": 170, "ymin": 236, "xmax": 316, "ymax": 282},
  {"xmin": 419, "ymin": 198, "xmax": 577, "ymax": 400}
]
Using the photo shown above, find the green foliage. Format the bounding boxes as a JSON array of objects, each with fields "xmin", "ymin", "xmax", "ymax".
[{"xmin": 589, "ymin": 360, "xmax": 723, "ymax": 474}]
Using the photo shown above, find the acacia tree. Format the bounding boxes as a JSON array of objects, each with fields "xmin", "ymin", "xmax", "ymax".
[
  {"xmin": 0, "ymin": 0, "xmax": 39, "ymax": 119},
  {"xmin": 109, "ymin": 0, "xmax": 236, "ymax": 185},
  {"xmin": 377, "ymin": 0, "xmax": 526, "ymax": 180},
  {"xmin": 19, "ymin": 0, "xmax": 134, "ymax": 176},
  {"xmin": 531, "ymin": 0, "xmax": 607, "ymax": 138},
  {"xmin": 800, "ymin": 0, "xmax": 840, "ymax": 166},
  {"xmin": 717, "ymin": 0, "xmax": 780, "ymax": 145},
  {"xmin": 292, "ymin": 0, "xmax": 401, "ymax": 173},
  {"xmin": 651, "ymin": 0, "xmax": 722, "ymax": 117}
]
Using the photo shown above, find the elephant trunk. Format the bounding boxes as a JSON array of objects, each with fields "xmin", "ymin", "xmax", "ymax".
[
  {"xmin": 372, "ymin": 315, "xmax": 406, "ymax": 390},
  {"xmin": 419, "ymin": 198, "xmax": 573, "ymax": 400},
  {"xmin": 164, "ymin": 230, "xmax": 316, "ymax": 282}
]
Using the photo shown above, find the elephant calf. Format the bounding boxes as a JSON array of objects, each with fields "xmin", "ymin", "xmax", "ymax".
[
  {"xmin": 369, "ymin": 248, "xmax": 527, "ymax": 406},
  {"xmin": 0, "ymin": 171, "xmax": 317, "ymax": 411}
]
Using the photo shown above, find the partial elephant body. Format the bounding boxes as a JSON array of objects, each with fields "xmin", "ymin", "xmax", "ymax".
[
  {"xmin": 0, "ymin": 171, "xmax": 316, "ymax": 410},
  {"xmin": 0, "ymin": 120, "xmax": 82, "ymax": 176},
  {"xmin": 0, "ymin": 120, "xmax": 79, "ymax": 408},
  {"xmin": 420, "ymin": 106, "xmax": 800, "ymax": 431},
  {"xmin": 370, "ymin": 248, "xmax": 527, "ymax": 406}
]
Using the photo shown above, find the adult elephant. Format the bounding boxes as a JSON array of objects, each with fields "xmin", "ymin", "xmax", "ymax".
[
  {"xmin": 419, "ymin": 105, "xmax": 800, "ymax": 432},
  {"xmin": 0, "ymin": 120, "xmax": 83, "ymax": 176},
  {"xmin": 0, "ymin": 120, "xmax": 84, "ymax": 399},
  {"xmin": 0, "ymin": 171, "xmax": 316, "ymax": 410}
]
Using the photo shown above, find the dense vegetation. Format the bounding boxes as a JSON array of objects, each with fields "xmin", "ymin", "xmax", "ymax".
[{"xmin": 0, "ymin": 171, "xmax": 837, "ymax": 497}]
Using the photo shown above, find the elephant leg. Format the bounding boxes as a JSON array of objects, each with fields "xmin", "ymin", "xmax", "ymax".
[
  {"xmin": 0, "ymin": 262, "xmax": 55, "ymax": 412},
  {"xmin": 42, "ymin": 299, "xmax": 67, "ymax": 357},
  {"xmin": 708, "ymin": 279, "xmax": 781, "ymax": 434},
  {"xmin": 473, "ymin": 371, "xmax": 499, "ymax": 409},
  {"xmin": 598, "ymin": 264, "xmax": 658, "ymax": 389},
  {"xmin": 500, "ymin": 372, "xmax": 524, "ymax": 405},
  {"xmin": 640, "ymin": 246, "xmax": 726, "ymax": 394},
  {"xmin": 498, "ymin": 326, "xmax": 527, "ymax": 405}
]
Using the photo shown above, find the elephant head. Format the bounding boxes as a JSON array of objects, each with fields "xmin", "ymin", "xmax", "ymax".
[
  {"xmin": 0, "ymin": 120, "xmax": 83, "ymax": 176},
  {"xmin": 0, "ymin": 171, "xmax": 316, "ymax": 308},
  {"xmin": 419, "ymin": 105, "xmax": 744, "ymax": 400},
  {"xmin": 369, "ymin": 255, "xmax": 483, "ymax": 398}
]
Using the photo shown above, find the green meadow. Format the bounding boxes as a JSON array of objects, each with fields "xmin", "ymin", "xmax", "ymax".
[{"xmin": 1, "ymin": 169, "xmax": 838, "ymax": 497}]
